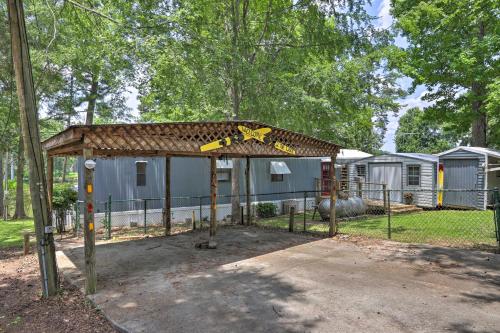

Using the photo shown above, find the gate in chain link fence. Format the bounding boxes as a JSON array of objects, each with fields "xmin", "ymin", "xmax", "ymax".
[{"xmin": 68, "ymin": 188, "xmax": 500, "ymax": 251}]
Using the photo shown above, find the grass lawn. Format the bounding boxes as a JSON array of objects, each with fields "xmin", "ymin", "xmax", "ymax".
[
  {"xmin": 256, "ymin": 210, "xmax": 498, "ymax": 248},
  {"xmin": 0, "ymin": 219, "xmax": 35, "ymax": 248}
]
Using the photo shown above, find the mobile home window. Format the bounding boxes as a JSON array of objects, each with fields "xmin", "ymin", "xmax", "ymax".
[
  {"xmin": 271, "ymin": 174, "xmax": 284, "ymax": 182},
  {"xmin": 356, "ymin": 165, "xmax": 366, "ymax": 178},
  {"xmin": 407, "ymin": 165, "xmax": 420, "ymax": 186},
  {"xmin": 136, "ymin": 161, "xmax": 147, "ymax": 186},
  {"xmin": 217, "ymin": 170, "xmax": 231, "ymax": 182}
]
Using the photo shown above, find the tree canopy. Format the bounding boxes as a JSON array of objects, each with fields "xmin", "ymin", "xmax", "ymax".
[
  {"xmin": 395, "ymin": 107, "xmax": 456, "ymax": 154},
  {"xmin": 392, "ymin": 0, "xmax": 500, "ymax": 148},
  {"xmin": 131, "ymin": 0, "xmax": 404, "ymax": 153}
]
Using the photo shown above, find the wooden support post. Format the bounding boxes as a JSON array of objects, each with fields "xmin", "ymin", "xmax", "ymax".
[
  {"xmin": 47, "ymin": 156, "xmax": 53, "ymax": 210},
  {"xmin": 83, "ymin": 148, "xmax": 96, "ymax": 295},
  {"xmin": 209, "ymin": 156, "xmax": 217, "ymax": 247},
  {"xmin": 164, "ymin": 156, "xmax": 171, "ymax": 236},
  {"xmin": 329, "ymin": 156, "xmax": 337, "ymax": 237},
  {"xmin": 23, "ymin": 231, "xmax": 30, "ymax": 255},
  {"xmin": 246, "ymin": 156, "xmax": 251, "ymax": 226}
]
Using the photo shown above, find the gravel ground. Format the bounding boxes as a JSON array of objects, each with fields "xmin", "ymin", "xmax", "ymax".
[{"xmin": 0, "ymin": 246, "xmax": 116, "ymax": 333}]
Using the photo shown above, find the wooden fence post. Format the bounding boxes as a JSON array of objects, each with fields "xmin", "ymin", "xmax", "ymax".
[{"xmin": 23, "ymin": 231, "xmax": 30, "ymax": 255}]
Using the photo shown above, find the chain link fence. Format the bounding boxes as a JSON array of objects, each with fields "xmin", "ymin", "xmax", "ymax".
[{"xmin": 67, "ymin": 188, "xmax": 500, "ymax": 251}]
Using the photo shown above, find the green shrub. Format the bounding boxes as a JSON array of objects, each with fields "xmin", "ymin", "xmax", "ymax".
[
  {"xmin": 256, "ymin": 202, "xmax": 277, "ymax": 218},
  {"xmin": 52, "ymin": 184, "xmax": 78, "ymax": 233}
]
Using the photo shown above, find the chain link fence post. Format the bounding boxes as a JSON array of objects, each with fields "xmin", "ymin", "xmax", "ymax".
[
  {"xmin": 199, "ymin": 196, "xmax": 203, "ymax": 230},
  {"xmin": 494, "ymin": 188, "xmax": 500, "ymax": 251},
  {"xmin": 289, "ymin": 206, "xmax": 295, "ymax": 232},
  {"xmin": 107, "ymin": 194, "xmax": 112, "ymax": 239},
  {"xmin": 143, "ymin": 199, "xmax": 148, "ymax": 235},
  {"xmin": 303, "ymin": 191, "xmax": 307, "ymax": 232},
  {"xmin": 387, "ymin": 189, "xmax": 392, "ymax": 240}
]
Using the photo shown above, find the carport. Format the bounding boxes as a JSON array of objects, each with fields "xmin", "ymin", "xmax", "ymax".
[{"xmin": 42, "ymin": 121, "xmax": 340, "ymax": 294}]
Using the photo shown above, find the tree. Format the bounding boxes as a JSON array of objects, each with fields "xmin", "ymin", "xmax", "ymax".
[
  {"xmin": 12, "ymin": 135, "xmax": 26, "ymax": 219},
  {"xmin": 131, "ymin": 0, "xmax": 403, "ymax": 220},
  {"xmin": 395, "ymin": 108, "xmax": 454, "ymax": 153},
  {"xmin": 392, "ymin": 0, "xmax": 499, "ymax": 147}
]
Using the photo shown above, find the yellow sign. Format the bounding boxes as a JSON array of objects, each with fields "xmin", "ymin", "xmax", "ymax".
[
  {"xmin": 199, "ymin": 126, "xmax": 296, "ymax": 155},
  {"xmin": 89, "ymin": 222, "xmax": 94, "ymax": 231},
  {"xmin": 200, "ymin": 127, "xmax": 271, "ymax": 152},
  {"xmin": 237, "ymin": 126, "xmax": 270, "ymax": 142},
  {"xmin": 87, "ymin": 184, "xmax": 93, "ymax": 193},
  {"xmin": 274, "ymin": 141, "xmax": 296, "ymax": 155}
]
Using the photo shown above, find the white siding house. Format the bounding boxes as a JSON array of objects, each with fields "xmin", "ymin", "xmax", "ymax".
[{"xmin": 348, "ymin": 153, "xmax": 439, "ymax": 207}]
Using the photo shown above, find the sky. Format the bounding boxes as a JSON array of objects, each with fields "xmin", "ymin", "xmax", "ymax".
[
  {"xmin": 367, "ymin": 0, "xmax": 430, "ymax": 152},
  {"xmin": 123, "ymin": 0, "xmax": 430, "ymax": 153}
]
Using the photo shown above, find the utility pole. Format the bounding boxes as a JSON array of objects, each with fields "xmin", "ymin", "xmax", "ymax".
[{"xmin": 7, "ymin": 0, "xmax": 58, "ymax": 297}]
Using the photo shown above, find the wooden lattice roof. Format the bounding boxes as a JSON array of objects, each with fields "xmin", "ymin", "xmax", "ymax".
[{"xmin": 42, "ymin": 121, "xmax": 340, "ymax": 158}]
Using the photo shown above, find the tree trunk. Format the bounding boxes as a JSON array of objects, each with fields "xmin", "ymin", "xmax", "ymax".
[
  {"xmin": 471, "ymin": 82, "xmax": 486, "ymax": 147},
  {"xmin": 0, "ymin": 151, "xmax": 4, "ymax": 219},
  {"xmin": 85, "ymin": 74, "xmax": 98, "ymax": 125},
  {"xmin": 61, "ymin": 157, "xmax": 68, "ymax": 182},
  {"xmin": 471, "ymin": 21, "xmax": 487, "ymax": 147},
  {"xmin": 230, "ymin": 0, "xmax": 241, "ymax": 223},
  {"xmin": 13, "ymin": 136, "xmax": 26, "ymax": 219},
  {"xmin": 8, "ymin": 0, "xmax": 58, "ymax": 296}
]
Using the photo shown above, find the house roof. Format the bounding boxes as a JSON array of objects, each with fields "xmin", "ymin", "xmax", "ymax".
[
  {"xmin": 42, "ymin": 121, "xmax": 340, "ymax": 158},
  {"xmin": 321, "ymin": 149, "xmax": 372, "ymax": 162},
  {"xmin": 393, "ymin": 153, "xmax": 439, "ymax": 163},
  {"xmin": 352, "ymin": 152, "xmax": 438, "ymax": 164},
  {"xmin": 437, "ymin": 146, "xmax": 500, "ymax": 159}
]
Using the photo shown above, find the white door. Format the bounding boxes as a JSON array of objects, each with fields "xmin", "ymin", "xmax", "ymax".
[{"xmin": 369, "ymin": 164, "xmax": 402, "ymax": 202}]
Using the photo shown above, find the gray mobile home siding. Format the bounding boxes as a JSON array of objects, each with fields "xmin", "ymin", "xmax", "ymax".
[
  {"xmin": 348, "ymin": 155, "xmax": 437, "ymax": 207},
  {"xmin": 438, "ymin": 150, "xmax": 486, "ymax": 210},
  {"xmin": 77, "ymin": 157, "xmax": 321, "ymax": 210}
]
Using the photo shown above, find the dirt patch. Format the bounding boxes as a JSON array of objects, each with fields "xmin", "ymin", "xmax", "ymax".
[{"xmin": 0, "ymin": 247, "xmax": 116, "ymax": 333}]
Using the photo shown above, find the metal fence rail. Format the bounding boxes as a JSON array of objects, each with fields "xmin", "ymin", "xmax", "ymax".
[{"xmin": 67, "ymin": 188, "xmax": 500, "ymax": 251}]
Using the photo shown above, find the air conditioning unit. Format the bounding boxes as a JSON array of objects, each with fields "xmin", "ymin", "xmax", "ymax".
[{"xmin": 282, "ymin": 199, "xmax": 299, "ymax": 215}]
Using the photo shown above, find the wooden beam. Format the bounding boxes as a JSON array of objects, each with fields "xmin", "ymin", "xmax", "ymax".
[
  {"xmin": 209, "ymin": 156, "xmax": 217, "ymax": 248},
  {"xmin": 164, "ymin": 156, "xmax": 171, "ymax": 236},
  {"xmin": 83, "ymin": 148, "xmax": 96, "ymax": 294},
  {"xmin": 329, "ymin": 155, "xmax": 337, "ymax": 237},
  {"xmin": 47, "ymin": 156, "xmax": 53, "ymax": 210},
  {"xmin": 246, "ymin": 156, "xmax": 251, "ymax": 226}
]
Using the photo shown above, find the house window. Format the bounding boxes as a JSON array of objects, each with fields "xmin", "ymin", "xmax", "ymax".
[
  {"xmin": 407, "ymin": 165, "xmax": 421, "ymax": 186},
  {"xmin": 356, "ymin": 165, "xmax": 366, "ymax": 178},
  {"xmin": 271, "ymin": 174, "xmax": 284, "ymax": 182},
  {"xmin": 270, "ymin": 161, "xmax": 290, "ymax": 182},
  {"xmin": 217, "ymin": 170, "xmax": 231, "ymax": 182},
  {"xmin": 136, "ymin": 161, "xmax": 147, "ymax": 186},
  {"xmin": 216, "ymin": 159, "xmax": 232, "ymax": 182}
]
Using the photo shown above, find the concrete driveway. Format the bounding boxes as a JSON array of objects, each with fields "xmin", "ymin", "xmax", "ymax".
[{"xmin": 57, "ymin": 226, "xmax": 500, "ymax": 333}]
